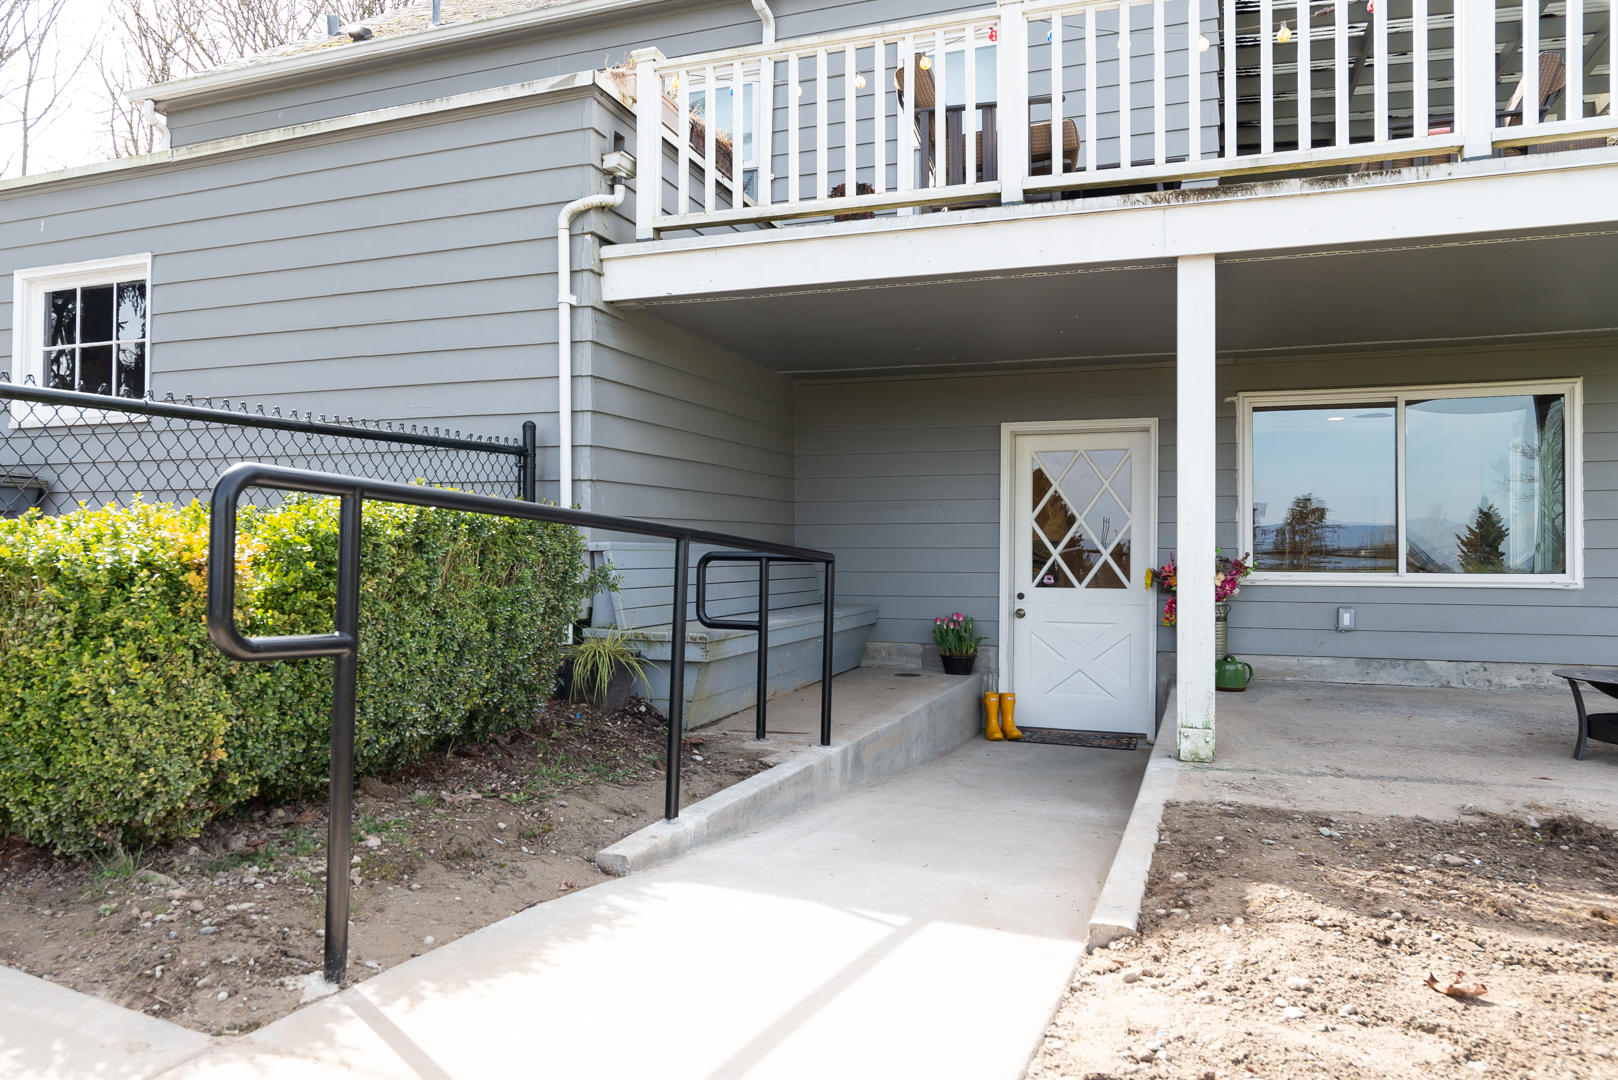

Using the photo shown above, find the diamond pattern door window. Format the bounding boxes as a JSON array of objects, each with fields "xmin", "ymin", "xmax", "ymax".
[{"xmin": 1031, "ymin": 448, "xmax": 1133, "ymax": 590}]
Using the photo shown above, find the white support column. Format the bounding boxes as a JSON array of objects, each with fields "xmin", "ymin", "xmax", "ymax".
[
  {"xmin": 1176, "ymin": 254, "xmax": 1217, "ymax": 763},
  {"xmin": 1456, "ymin": 2, "xmax": 1496, "ymax": 160},
  {"xmin": 997, "ymin": 0, "xmax": 1030, "ymax": 203},
  {"xmin": 632, "ymin": 48, "xmax": 665, "ymax": 240}
]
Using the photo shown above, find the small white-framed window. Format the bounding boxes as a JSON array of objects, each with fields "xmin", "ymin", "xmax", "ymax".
[
  {"xmin": 1237, "ymin": 378, "xmax": 1583, "ymax": 588},
  {"xmin": 9, "ymin": 254, "xmax": 153, "ymax": 402}
]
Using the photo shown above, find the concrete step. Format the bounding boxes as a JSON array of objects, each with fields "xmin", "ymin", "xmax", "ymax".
[
  {"xmin": 596, "ymin": 666, "xmax": 985, "ymax": 875},
  {"xmin": 589, "ymin": 601, "xmax": 879, "ymax": 727}
]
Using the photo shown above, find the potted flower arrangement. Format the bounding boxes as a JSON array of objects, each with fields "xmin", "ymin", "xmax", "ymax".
[
  {"xmin": 1150, "ymin": 551, "xmax": 1253, "ymax": 657},
  {"xmin": 933, "ymin": 611, "xmax": 986, "ymax": 675}
]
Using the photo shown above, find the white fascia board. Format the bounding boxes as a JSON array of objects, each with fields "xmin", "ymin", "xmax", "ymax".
[
  {"xmin": 0, "ymin": 71, "xmax": 617, "ymax": 198},
  {"xmin": 601, "ymin": 150, "xmax": 1618, "ymax": 303},
  {"xmin": 126, "ymin": 0, "xmax": 696, "ymax": 109}
]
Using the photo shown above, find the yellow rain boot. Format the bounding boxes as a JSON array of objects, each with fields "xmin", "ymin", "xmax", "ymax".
[
  {"xmin": 983, "ymin": 691, "xmax": 1005, "ymax": 741},
  {"xmin": 998, "ymin": 692, "xmax": 1023, "ymax": 740}
]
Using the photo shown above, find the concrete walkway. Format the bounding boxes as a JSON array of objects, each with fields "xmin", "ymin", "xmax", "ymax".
[
  {"xmin": 1176, "ymin": 680, "xmax": 1618, "ymax": 826},
  {"xmin": 9, "ymin": 737, "xmax": 1147, "ymax": 1080}
]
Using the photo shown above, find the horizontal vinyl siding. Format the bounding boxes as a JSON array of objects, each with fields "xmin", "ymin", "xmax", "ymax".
[
  {"xmin": 796, "ymin": 340, "xmax": 1618, "ymax": 666},
  {"xmin": 163, "ymin": 0, "xmax": 989, "ymax": 147},
  {"xmin": 575, "ymin": 97, "xmax": 800, "ymax": 627},
  {"xmin": 0, "ymin": 89, "xmax": 608, "ymax": 506},
  {"xmin": 795, "ymin": 364, "xmax": 1177, "ymax": 647}
]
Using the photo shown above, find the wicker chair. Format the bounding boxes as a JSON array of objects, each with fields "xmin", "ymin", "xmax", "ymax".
[{"xmin": 894, "ymin": 55, "xmax": 1079, "ymax": 182}]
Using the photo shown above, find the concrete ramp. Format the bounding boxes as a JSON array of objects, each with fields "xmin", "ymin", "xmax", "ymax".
[{"xmin": 599, "ymin": 667, "xmax": 984, "ymax": 874}]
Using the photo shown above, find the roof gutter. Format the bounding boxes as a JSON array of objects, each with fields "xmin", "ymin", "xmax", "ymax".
[{"xmin": 126, "ymin": 0, "xmax": 704, "ymax": 109}]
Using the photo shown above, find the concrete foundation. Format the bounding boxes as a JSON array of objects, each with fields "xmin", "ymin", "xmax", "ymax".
[
  {"xmin": 1245, "ymin": 654, "xmax": 1572, "ymax": 692},
  {"xmin": 602, "ymin": 602, "xmax": 877, "ymax": 727}
]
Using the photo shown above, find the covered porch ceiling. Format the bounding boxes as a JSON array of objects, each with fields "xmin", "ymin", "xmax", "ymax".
[{"xmin": 622, "ymin": 224, "xmax": 1618, "ymax": 377}]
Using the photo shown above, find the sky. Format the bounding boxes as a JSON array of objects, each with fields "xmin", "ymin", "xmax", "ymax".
[{"xmin": 1, "ymin": 0, "xmax": 128, "ymax": 178}]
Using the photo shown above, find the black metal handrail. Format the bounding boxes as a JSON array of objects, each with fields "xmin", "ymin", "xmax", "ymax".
[
  {"xmin": 696, "ymin": 552, "xmax": 834, "ymax": 744},
  {"xmin": 204, "ymin": 462, "xmax": 836, "ymax": 985}
]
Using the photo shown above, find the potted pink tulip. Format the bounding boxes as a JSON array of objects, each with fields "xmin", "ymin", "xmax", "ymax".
[{"xmin": 933, "ymin": 611, "xmax": 986, "ymax": 675}]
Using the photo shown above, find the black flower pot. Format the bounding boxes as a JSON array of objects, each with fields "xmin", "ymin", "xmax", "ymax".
[{"xmin": 940, "ymin": 654, "xmax": 977, "ymax": 676}]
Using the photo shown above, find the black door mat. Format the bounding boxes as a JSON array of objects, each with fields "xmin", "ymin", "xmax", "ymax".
[{"xmin": 1016, "ymin": 728, "xmax": 1140, "ymax": 751}]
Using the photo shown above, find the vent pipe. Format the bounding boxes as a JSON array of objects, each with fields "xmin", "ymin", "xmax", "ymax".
[
  {"xmin": 326, "ymin": 13, "xmax": 339, "ymax": 34},
  {"xmin": 432, "ymin": 0, "xmax": 441, "ymax": 25}
]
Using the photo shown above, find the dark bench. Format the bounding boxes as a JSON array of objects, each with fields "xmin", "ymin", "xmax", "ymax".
[{"xmin": 1551, "ymin": 668, "xmax": 1618, "ymax": 760}]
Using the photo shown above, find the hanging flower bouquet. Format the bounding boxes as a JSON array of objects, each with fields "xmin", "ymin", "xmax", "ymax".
[{"xmin": 1148, "ymin": 552, "xmax": 1252, "ymax": 626}]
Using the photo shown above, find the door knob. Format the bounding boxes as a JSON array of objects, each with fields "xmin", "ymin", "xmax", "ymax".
[{"xmin": 1015, "ymin": 608, "xmax": 1027, "ymax": 619}]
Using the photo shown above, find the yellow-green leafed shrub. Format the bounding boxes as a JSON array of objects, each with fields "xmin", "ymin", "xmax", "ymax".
[{"xmin": 0, "ymin": 496, "xmax": 605, "ymax": 854}]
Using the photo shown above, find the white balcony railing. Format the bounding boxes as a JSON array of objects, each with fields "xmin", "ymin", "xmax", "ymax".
[{"xmin": 632, "ymin": 1, "xmax": 1617, "ymax": 239}]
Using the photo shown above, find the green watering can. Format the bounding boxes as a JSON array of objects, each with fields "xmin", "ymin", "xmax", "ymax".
[{"xmin": 1215, "ymin": 655, "xmax": 1254, "ymax": 692}]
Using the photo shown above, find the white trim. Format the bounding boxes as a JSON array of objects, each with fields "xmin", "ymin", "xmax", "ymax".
[
  {"xmin": 9, "ymin": 254, "xmax": 154, "ymax": 427},
  {"xmin": 997, "ymin": 417, "xmax": 1159, "ymax": 699},
  {"xmin": 125, "ymin": 0, "xmax": 699, "ymax": 108},
  {"xmin": 1236, "ymin": 377, "xmax": 1585, "ymax": 589},
  {"xmin": 603, "ymin": 150, "xmax": 1618, "ymax": 303}
]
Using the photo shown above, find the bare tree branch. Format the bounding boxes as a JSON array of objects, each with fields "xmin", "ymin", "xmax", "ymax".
[
  {"xmin": 96, "ymin": 0, "xmax": 397, "ymax": 158},
  {"xmin": 0, "ymin": 0, "xmax": 98, "ymax": 176}
]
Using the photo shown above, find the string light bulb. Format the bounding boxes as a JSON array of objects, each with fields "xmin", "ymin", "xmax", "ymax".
[
  {"xmin": 918, "ymin": 54, "xmax": 932, "ymax": 70},
  {"xmin": 854, "ymin": 71, "xmax": 866, "ymax": 89},
  {"xmin": 1276, "ymin": 21, "xmax": 1292, "ymax": 44},
  {"xmin": 988, "ymin": 26, "xmax": 997, "ymax": 42},
  {"xmin": 1117, "ymin": 33, "xmax": 1128, "ymax": 52},
  {"xmin": 1198, "ymin": 34, "xmax": 1211, "ymax": 53},
  {"xmin": 796, "ymin": 84, "xmax": 804, "ymax": 97}
]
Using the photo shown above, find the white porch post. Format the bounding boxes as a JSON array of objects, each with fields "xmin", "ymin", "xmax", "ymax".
[
  {"xmin": 632, "ymin": 47, "xmax": 665, "ymax": 241},
  {"xmin": 1175, "ymin": 254, "xmax": 1217, "ymax": 763},
  {"xmin": 1455, "ymin": 2, "xmax": 1495, "ymax": 161}
]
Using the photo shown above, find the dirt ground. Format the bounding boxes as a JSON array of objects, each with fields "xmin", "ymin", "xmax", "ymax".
[
  {"xmin": 0, "ymin": 697, "xmax": 773, "ymax": 1035},
  {"xmin": 1029, "ymin": 802, "xmax": 1618, "ymax": 1080}
]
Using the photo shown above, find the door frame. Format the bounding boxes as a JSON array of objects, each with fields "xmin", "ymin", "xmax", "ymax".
[{"xmin": 996, "ymin": 418, "xmax": 1160, "ymax": 698}]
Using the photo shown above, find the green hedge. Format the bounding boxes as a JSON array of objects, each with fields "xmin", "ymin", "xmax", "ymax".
[{"xmin": 0, "ymin": 496, "xmax": 607, "ymax": 855}]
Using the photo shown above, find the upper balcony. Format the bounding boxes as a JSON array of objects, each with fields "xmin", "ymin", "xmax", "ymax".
[{"xmin": 624, "ymin": 0, "xmax": 1615, "ymax": 242}]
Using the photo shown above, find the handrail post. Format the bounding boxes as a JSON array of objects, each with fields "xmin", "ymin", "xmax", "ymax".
[
  {"xmin": 1457, "ymin": 0, "xmax": 1496, "ymax": 160},
  {"xmin": 325, "ymin": 490, "xmax": 363, "ymax": 986},
  {"xmin": 665, "ymin": 536, "xmax": 690, "ymax": 819},
  {"xmin": 820, "ymin": 560, "xmax": 834, "ymax": 746},
  {"xmin": 632, "ymin": 47, "xmax": 666, "ymax": 240},
  {"xmin": 996, "ymin": 0, "xmax": 1029, "ymax": 203},
  {"xmin": 519, "ymin": 419, "xmax": 538, "ymax": 501},
  {"xmin": 756, "ymin": 559, "xmax": 770, "ymax": 740}
]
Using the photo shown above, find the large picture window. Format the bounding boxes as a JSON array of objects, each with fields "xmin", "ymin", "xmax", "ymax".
[{"xmin": 1239, "ymin": 380, "xmax": 1581, "ymax": 587}]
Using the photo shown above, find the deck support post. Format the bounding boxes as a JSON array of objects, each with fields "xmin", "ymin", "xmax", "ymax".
[
  {"xmin": 1456, "ymin": 2, "xmax": 1495, "ymax": 160},
  {"xmin": 1175, "ymin": 254, "xmax": 1217, "ymax": 763},
  {"xmin": 632, "ymin": 47, "xmax": 665, "ymax": 240}
]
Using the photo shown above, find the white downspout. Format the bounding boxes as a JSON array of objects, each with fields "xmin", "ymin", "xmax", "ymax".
[
  {"xmin": 750, "ymin": 0, "xmax": 776, "ymax": 44},
  {"xmin": 139, "ymin": 99, "xmax": 170, "ymax": 151},
  {"xmin": 556, "ymin": 152, "xmax": 634, "ymax": 510}
]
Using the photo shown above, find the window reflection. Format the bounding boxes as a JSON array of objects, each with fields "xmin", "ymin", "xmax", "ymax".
[
  {"xmin": 1406, "ymin": 395, "xmax": 1566, "ymax": 575},
  {"xmin": 36, "ymin": 281, "xmax": 149, "ymax": 397},
  {"xmin": 1251, "ymin": 404, "xmax": 1397, "ymax": 573}
]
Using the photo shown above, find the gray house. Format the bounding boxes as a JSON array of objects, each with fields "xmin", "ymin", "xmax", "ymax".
[{"xmin": 2, "ymin": 0, "xmax": 1614, "ymax": 760}]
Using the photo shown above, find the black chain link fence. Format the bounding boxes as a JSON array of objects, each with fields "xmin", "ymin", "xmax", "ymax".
[{"xmin": 0, "ymin": 375, "xmax": 537, "ymax": 516}]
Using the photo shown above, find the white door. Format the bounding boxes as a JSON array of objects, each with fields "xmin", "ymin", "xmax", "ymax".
[{"xmin": 1010, "ymin": 429, "xmax": 1155, "ymax": 734}]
